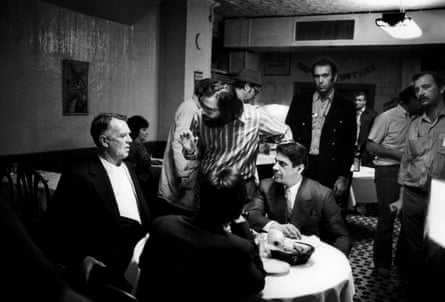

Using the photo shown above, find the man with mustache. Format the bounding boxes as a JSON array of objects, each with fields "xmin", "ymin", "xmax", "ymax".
[
  {"xmin": 180, "ymin": 82, "xmax": 292, "ymax": 205},
  {"xmin": 391, "ymin": 71, "xmax": 445, "ymax": 297},
  {"xmin": 285, "ymin": 57, "xmax": 356, "ymax": 219},
  {"xmin": 246, "ymin": 141, "xmax": 351, "ymax": 256}
]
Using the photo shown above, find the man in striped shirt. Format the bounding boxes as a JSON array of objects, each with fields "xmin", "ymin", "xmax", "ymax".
[{"xmin": 181, "ymin": 83, "xmax": 292, "ymax": 203}]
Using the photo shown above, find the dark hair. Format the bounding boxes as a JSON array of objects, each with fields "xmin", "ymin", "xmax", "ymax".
[
  {"xmin": 216, "ymin": 86, "xmax": 244, "ymax": 122},
  {"xmin": 311, "ymin": 57, "xmax": 338, "ymax": 77},
  {"xmin": 399, "ymin": 85, "xmax": 416, "ymax": 105},
  {"xmin": 412, "ymin": 71, "xmax": 445, "ymax": 88},
  {"xmin": 194, "ymin": 78, "xmax": 220, "ymax": 98},
  {"xmin": 199, "ymin": 81, "xmax": 244, "ymax": 123},
  {"xmin": 276, "ymin": 141, "xmax": 309, "ymax": 168},
  {"xmin": 90, "ymin": 113, "xmax": 127, "ymax": 146},
  {"xmin": 198, "ymin": 168, "xmax": 247, "ymax": 225},
  {"xmin": 353, "ymin": 91, "xmax": 366, "ymax": 99},
  {"xmin": 127, "ymin": 115, "xmax": 149, "ymax": 140}
]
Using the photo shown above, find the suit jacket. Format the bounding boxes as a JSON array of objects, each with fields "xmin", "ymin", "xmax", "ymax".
[
  {"xmin": 247, "ymin": 177, "xmax": 352, "ymax": 255},
  {"xmin": 286, "ymin": 92, "xmax": 356, "ymax": 188},
  {"xmin": 45, "ymin": 154, "xmax": 151, "ymax": 279},
  {"xmin": 136, "ymin": 216, "xmax": 265, "ymax": 302},
  {"xmin": 357, "ymin": 107, "xmax": 378, "ymax": 166}
]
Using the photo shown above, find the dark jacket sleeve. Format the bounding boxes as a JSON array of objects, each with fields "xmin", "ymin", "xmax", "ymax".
[
  {"xmin": 336, "ymin": 95, "xmax": 357, "ymax": 179},
  {"xmin": 319, "ymin": 189, "xmax": 352, "ymax": 256},
  {"xmin": 246, "ymin": 181, "xmax": 272, "ymax": 232}
]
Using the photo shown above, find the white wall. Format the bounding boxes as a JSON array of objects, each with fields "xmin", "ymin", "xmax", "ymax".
[{"xmin": 0, "ymin": 0, "xmax": 160, "ymax": 155}]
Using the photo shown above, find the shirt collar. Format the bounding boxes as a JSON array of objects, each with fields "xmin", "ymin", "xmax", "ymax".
[
  {"xmin": 396, "ymin": 104, "xmax": 409, "ymax": 117},
  {"xmin": 313, "ymin": 89, "xmax": 335, "ymax": 103},
  {"xmin": 285, "ymin": 177, "xmax": 303, "ymax": 197}
]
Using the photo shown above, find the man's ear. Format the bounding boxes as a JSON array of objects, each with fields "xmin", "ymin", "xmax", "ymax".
[
  {"xmin": 297, "ymin": 164, "xmax": 305, "ymax": 174},
  {"xmin": 99, "ymin": 135, "xmax": 109, "ymax": 148},
  {"xmin": 333, "ymin": 73, "xmax": 338, "ymax": 83}
]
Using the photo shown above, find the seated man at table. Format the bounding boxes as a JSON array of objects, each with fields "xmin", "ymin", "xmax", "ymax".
[
  {"xmin": 44, "ymin": 113, "xmax": 152, "ymax": 294},
  {"xmin": 246, "ymin": 141, "xmax": 352, "ymax": 256},
  {"xmin": 136, "ymin": 168, "xmax": 265, "ymax": 302}
]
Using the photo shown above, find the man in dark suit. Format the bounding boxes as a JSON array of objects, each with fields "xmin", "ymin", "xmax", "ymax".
[
  {"xmin": 44, "ymin": 113, "xmax": 151, "ymax": 294},
  {"xmin": 353, "ymin": 91, "xmax": 377, "ymax": 167},
  {"xmin": 136, "ymin": 168, "xmax": 265, "ymax": 302},
  {"xmin": 285, "ymin": 57, "xmax": 356, "ymax": 213},
  {"xmin": 246, "ymin": 141, "xmax": 351, "ymax": 256}
]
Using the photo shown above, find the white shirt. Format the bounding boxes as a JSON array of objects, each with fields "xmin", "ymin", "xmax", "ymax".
[
  {"xmin": 263, "ymin": 178, "xmax": 303, "ymax": 232},
  {"xmin": 99, "ymin": 156, "xmax": 141, "ymax": 224}
]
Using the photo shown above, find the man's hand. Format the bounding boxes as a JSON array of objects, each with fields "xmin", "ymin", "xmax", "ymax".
[
  {"xmin": 82, "ymin": 256, "xmax": 106, "ymax": 282},
  {"xmin": 271, "ymin": 223, "xmax": 301, "ymax": 239},
  {"xmin": 333, "ymin": 176, "xmax": 348, "ymax": 197},
  {"xmin": 179, "ymin": 130, "xmax": 198, "ymax": 154},
  {"xmin": 389, "ymin": 199, "xmax": 403, "ymax": 215}
]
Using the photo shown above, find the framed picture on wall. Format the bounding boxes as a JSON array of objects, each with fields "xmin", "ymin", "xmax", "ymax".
[
  {"xmin": 264, "ymin": 52, "xmax": 291, "ymax": 76},
  {"xmin": 63, "ymin": 59, "xmax": 89, "ymax": 116}
]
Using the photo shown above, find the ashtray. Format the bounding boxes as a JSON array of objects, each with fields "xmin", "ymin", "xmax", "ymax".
[{"xmin": 269, "ymin": 241, "xmax": 314, "ymax": 265}]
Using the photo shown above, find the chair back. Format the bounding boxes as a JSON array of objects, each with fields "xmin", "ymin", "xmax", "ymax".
[
  {"xmin": 16, "ymin": 167, "xmax": 51, "ymax": 220},
  {"xmin": 89, "ymin": 284, "xmax": 140, "ymax": 302},
  {"xmin": 0, "ymin": 166, "xmax": 16, "ymax": 212}
]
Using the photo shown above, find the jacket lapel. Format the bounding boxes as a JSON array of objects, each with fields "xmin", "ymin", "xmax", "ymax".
[
  {"xmin": 88, "ymin": 156, "xmax": 121, "ymax": 220},
  {"xmin": 125, "ymin": 162, "xmax": 151, "ymax": 228},
  {"xmin": 289, "ymin": 178, "xmax": 314, "ymax": 229},
  {"xmin": 269, "ymin": 183, "xmax": 288, "ymax": 224}
]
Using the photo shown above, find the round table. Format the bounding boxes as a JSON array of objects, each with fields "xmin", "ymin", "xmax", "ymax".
[{"xmin": 258, "ymin": 241, "xmax": 354, "ymax": 302}]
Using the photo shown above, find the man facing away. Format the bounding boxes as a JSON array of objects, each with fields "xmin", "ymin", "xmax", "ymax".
[
  {"xmin": 366, "ymin": 85, "xmax": 421, "ymax": 277},
  {"xmin": 44, "ymin": 113, "xmax": 151, "ymax": 294},
  {"xmin": 391, "ymin": 71, "xmax": 445, "ymax": 298},
  {"xmin": 246, "ymin": 141, "xmax": 352, "ymax": 256},
  {"xmin": 136, "ymin": 168, "xmax": 265, "ymax": 302},
  {"xmin": 180, "ymin": 83, "xmax": 292, "ymax": 203},
  {"xmin": 285, "ymin": 57, "xmax": 356, "ymax": 215}
]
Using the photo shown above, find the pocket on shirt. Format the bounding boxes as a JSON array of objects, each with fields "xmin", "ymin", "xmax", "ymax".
[{"xmin": 406, "ymin": 138, "xmax": 424, "ymax": 156}]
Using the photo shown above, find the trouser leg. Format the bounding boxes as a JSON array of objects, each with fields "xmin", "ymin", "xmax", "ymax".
[{"xmin": 373, "ymin": 165, "xmax": 399, "ymax": 270}]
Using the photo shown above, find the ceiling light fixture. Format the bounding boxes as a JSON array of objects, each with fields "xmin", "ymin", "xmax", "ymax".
[{"xmin": 375, "ymin": 12, "xmax": 422, "ymax": 39}]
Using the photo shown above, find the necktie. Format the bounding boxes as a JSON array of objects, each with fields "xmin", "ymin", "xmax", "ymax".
[{"xmin": 285, "ymin": 187, "xmax": 293, "ymax": 215}]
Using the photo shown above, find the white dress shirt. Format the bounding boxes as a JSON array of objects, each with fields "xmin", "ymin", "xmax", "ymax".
[
  {"xmin": 99, "ymin": 156, "xmax": 141, "ymax": 224},
  {"xmin": 263, "ymin": 178, "xmax": 303, "ymax": 232}
]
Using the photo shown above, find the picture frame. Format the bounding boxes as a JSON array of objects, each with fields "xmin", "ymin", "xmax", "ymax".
[
  {"xmin": 63, "ymin": 59, "xmax": 89, "ymax": 116},
  {"xmin": 264, "ymin": 52, "xmax": 291, "ymax": 76}
]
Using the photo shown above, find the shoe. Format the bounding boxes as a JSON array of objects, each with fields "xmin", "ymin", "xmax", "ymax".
[{"xmin": 376, "ymin": 267, "xmax": 390, "ymax": 278}]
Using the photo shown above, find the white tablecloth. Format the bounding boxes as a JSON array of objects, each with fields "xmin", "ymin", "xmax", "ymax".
[
  {"xmin": 258, "ymin": 241, "xmax": 354, "ymax": 302},
  {"xmin": 349, "ymin": 166, "xmax": 377, "ymax": 208}
]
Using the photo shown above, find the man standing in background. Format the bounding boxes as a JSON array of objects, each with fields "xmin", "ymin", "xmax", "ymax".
[
  {"xmin": 367, "ymin": 85, "xmax": 421, "ymax": 277},
  {"xmin": 392, "ymin": 71, "xmax": 445, "ymax": 298},
  {"xmin": 286, "ymin": 57, "xmax": 356, "ymax": 217},
  {"xmin": 353, "ymin": 91, "xmax": 377, "ymax": 167}
]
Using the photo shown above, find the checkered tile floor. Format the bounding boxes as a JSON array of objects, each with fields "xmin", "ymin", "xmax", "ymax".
[{"xmin": 347, "ymin": 210, "xmax": 408, "ymax": 302}]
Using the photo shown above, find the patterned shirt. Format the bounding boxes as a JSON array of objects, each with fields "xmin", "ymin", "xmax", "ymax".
[
  {"xmin": 398, "ymin": 107, "xmax": 445, "ymax": 191},
  {"xmin": 310, "ymin": 90, "xmax": 334, "ymax": 155},
  {"xmin": 191, "ymin": 104, "xmax": 292, "ymax": 179}
]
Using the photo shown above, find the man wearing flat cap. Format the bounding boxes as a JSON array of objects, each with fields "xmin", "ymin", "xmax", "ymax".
[{"xmin": 232, "ymin": 69, "xmax": 262, "ymax": 104}]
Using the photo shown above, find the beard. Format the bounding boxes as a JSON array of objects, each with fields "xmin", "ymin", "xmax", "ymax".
[{"xmin": 203, "ymin": 115, "xmax": 231, "ymax": 128}]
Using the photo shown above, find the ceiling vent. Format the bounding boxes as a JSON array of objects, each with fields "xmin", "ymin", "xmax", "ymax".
[{"xmin": 295, "ymin": 20, "xmax": 355, "ymax": 41}]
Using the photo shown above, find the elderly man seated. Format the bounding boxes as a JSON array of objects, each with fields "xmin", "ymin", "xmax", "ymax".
[
  {"xmin": 246, "ymin": 141, "xmax": 352, "ymax": 256},
  {"xmin": 44, "ymin": 113, "xmax": 152, "ymax": 294},
  {"xmin": 136, "ymin": 168, "xmax": 265, "ymax": 302}
]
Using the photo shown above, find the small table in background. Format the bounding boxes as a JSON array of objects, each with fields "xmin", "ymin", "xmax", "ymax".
[{"xmin": 349, "ymin": 166, "xmax": 377, "ymax": 208}]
